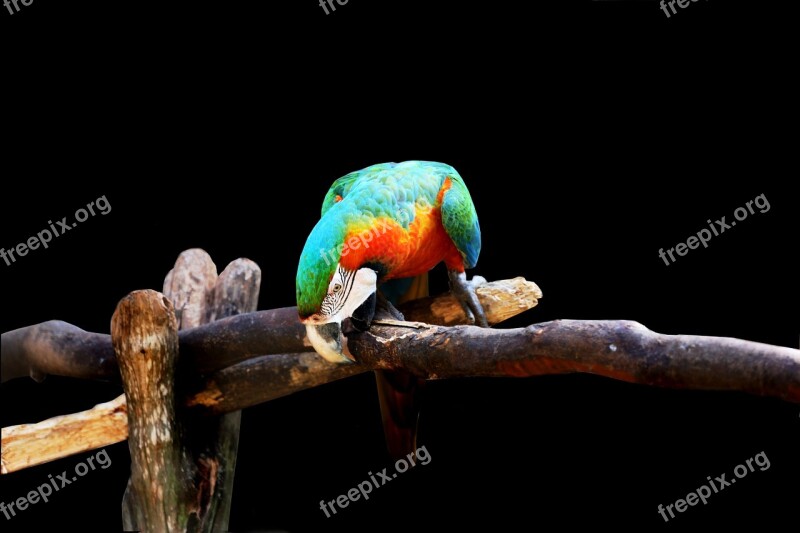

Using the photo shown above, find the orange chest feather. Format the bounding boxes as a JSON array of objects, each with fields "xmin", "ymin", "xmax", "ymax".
[{"xmin": 339, "ymin": 206, "xmax": 463, "ymax": 279}]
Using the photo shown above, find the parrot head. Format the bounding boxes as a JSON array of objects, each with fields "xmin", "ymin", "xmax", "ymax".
[
  {"xmin": 297, "ymin": 214, "xmax": 378, "ymax": 364},
  {"xmin": 300, "ymin": 264, "xmax": 377, "ymax": 364}
]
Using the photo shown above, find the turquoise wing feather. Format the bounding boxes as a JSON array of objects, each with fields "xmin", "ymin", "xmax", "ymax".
[
  {"xmin": 440, "ymin": 173, "xmax": 481, "ymax": 269},
  {"xmin": 320, "ymin": 170, "xmax": 361, "ymax": 216}
]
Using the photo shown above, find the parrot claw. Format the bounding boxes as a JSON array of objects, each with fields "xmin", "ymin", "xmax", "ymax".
[
  {"xmin": 448, "ymin": 270, "xmax": 489, "ymax": 328},
  {"xmin": 376, "ymin": 291, "xmax": 406, "ymax": 321}
]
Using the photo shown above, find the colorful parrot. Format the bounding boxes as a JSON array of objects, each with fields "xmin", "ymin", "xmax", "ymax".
[{"xmin": 296, "ymin": 160, "xmax": 487, "ymax": 457}]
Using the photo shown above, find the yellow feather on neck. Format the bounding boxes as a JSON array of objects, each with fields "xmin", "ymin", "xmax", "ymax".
[{"xmin": 396, "ymin": 273, "xmax": 429, "ymax": 304}]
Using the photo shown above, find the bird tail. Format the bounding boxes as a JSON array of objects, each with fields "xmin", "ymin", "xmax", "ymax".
[
  {"xmin": 375, "ymin": 369, "xmax": 425, "ymax": 459},
  {"xmin": 375, "ymin": 272, "xmax": 428, "ymax": 459},
  {"xmin": 394, "ymin": 272, "xmax": 429, "ymax": 306}
]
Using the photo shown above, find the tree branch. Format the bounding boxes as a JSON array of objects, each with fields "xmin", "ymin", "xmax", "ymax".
[
  {"xmin": 0, "ymin": 277, "xmax": 541, "ymax": 473},
  {"xmin": 1, "ymin": 321, "xmax": 117, "ymax": 383},
  {"xmin": 1, "ymin": 278, "xmax": 542, "ymax": 383},
  {"xmin": 1, "ymin": 308, "xmax": 307, "ymax": 384},
  {"xmin": 113, "ymin": 290, "xmax": 186, "ymax": 531},
  {"xmin": 189, "ymin": 319, "xmax": 800, "ymax": 415},
  {"xmin": 121, "ymin": 250, "xmax": 262, "ymax": 533},
  {"xmin": 3, "ymin": 274, "xmax": 800, "ymax": 475},
  {"xmin": 1, "ymin": 395, "xmax": 128, "ymax": 474}
]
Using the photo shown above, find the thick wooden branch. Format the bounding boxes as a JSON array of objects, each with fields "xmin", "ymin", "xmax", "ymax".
[
  {"xmin": 1, "ymin": 277, "xmax": 541, "ymax": 383},
  {"xmin": 113, "ymin": 289, "xmax": 186, "ymax": 532},
  {"xmin": 0, "ymin": 311, "xmax": 302, "ymax": 384},
  {"xmin": 189, "ymin": 320, "xmax": 800, "ymax": 415},
  {"xmin": 398, "ymin": 276, "xmax": 542, "ymax": 326},
  {"xmin": 0, "ymin": 309, "xmax": 302, "ymax": 383},
  {"xmin": 347, "ymin": 320, "xmax": 800, "ymax": 397},
  {"xmin": 163, "ymin": 248, "xmax": 218, "ymax": 330},
  {"xmin": 1, "ymin": 277, "xmax": 539, "ymax": 472},
  {"xmin": 1, "ymin": 321, "xmax": 118, "ymax": 383},
  {"xmin": 4, "ymin": 275, "xmax": 800, "ymax": 474},
  {"xmin": 122, "ymin": 250, "xmax": 261, "ymax": 533},
  {"xmin": 0, "ymin": 395, "xmax": 128, "ymax": 474},
  {"xmin": 185, "ymin": 352, "xmax": 365, "ymax": 413}
]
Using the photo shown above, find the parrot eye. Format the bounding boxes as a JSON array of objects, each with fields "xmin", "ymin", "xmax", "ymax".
[{"xmin": 331, "ymin": 282, "xmax": 343, "ymax": 293}]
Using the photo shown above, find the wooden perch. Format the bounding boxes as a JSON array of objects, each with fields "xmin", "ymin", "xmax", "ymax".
[
  {"xmin": 1, "ymin": 277, "xmax": 540, "ymax": 385},
  {"xmin": 113, "ymin": 290, "xmax": 185, "ymax": 531},
  {"xmin": 190, "ymin": 319, "xmax": 800, "ymax": 415},
  {"xmin": 398, "ymin": 276, "xmax": 542, "ymax": 326},
  {"xmin": 0, "ymin": 394, "xmax": 128, "ymax": 474},
  {"xmin": 1, "ymin": 276, "xmax": 540, "ymax": 473},
  {"xmin": 1, "ymin": 321, "xmax": 118, "ymax": 383},
  {"xmin": 118, "ymin": 250, "xmax": 260, "ymax": 532},
  {"xmin": 163, "ymin": 248, "xmax": 218, "ymax": 330},
  {"xmin": 4, "ymin": 273, "xmax": 800, "ymax": 475},
  {"xmin": 0, "ymin": 308, "xmax": 304, "ymax": 384}
]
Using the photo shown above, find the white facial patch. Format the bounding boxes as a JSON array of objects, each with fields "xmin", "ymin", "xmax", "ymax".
[{"xmin": 317, "ymin": 264, "xmax": 377, "ymax": 324}]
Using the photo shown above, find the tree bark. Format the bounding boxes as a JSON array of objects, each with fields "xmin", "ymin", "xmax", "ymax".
[
  {"xmin": 113, "ymin": 290, "xmax": 186, "ymax": 533},
  {"xmin": 3, "ymin": 273, "xmax": 799, "ymax": 475},
  {"xmin": 397, "ymin": 276, "xmax": 542, "ymax": 325},
  {"xmin": 187, "ymin": 319, "xmax": 800, "ymax": 415},
  {"xmin": 184, "ymin": 256, "xmax": 261, "ymax": 532},
  {"xmin": 1, "ymin": 275, "xmax": 541, "ymax": 473},
  {"xmin": 1, "ymin": 320, "xmax": 118, "ymax": 383},
  {"xmin": 0, "ymin": 395, "xmax": 128, "ymax": 474},
  {"xmin": 119, "ymin": 250, "xmax": 261, "ymax": 533},
  {"xmin": 0, "ymin": 309, "xmax": 303, "ymax": 384},
  {"xmin": 1, "ymin": 277, "xmax": 542, "ymax": 383}
]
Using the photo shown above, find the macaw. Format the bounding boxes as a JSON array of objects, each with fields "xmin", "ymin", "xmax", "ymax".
[{"xmin": 296, "ymin": 160, "xmax": 487, "ymax": 457}]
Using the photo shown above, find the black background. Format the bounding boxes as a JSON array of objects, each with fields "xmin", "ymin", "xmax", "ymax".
[{"xmin": 1, "ymin": 1, "xmax": 798, "ymax": 532}]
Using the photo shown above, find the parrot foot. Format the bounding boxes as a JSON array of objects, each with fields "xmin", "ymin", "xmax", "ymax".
[
  {"xmin": 376, "ymin": 291, "xmax": 406, "ymax": 321},
  {"xmin": 343, "ymin": 291, "xmax": 406, "ymax": 335},
  {"xmin": 448, "ymin": 270, "xmax": 489, "ymax": 328},
  {"xmin": 343, "ymin": 290, "xmax": 377, "ymax": 335}
]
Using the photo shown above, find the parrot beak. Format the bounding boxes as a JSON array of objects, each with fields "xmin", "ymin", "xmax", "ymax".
[{"xmin": 305, "ymin": 322, "xmax": 355, "ymax": 364}]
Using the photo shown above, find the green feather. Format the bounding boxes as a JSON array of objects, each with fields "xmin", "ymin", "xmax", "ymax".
[
  {"xmin": 440, "ymin": 174, "xmax": 481, "ymax": 268},
  {"xmin": 297, "ymin": 161, "xmax": 481, "ymax": 317}
]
